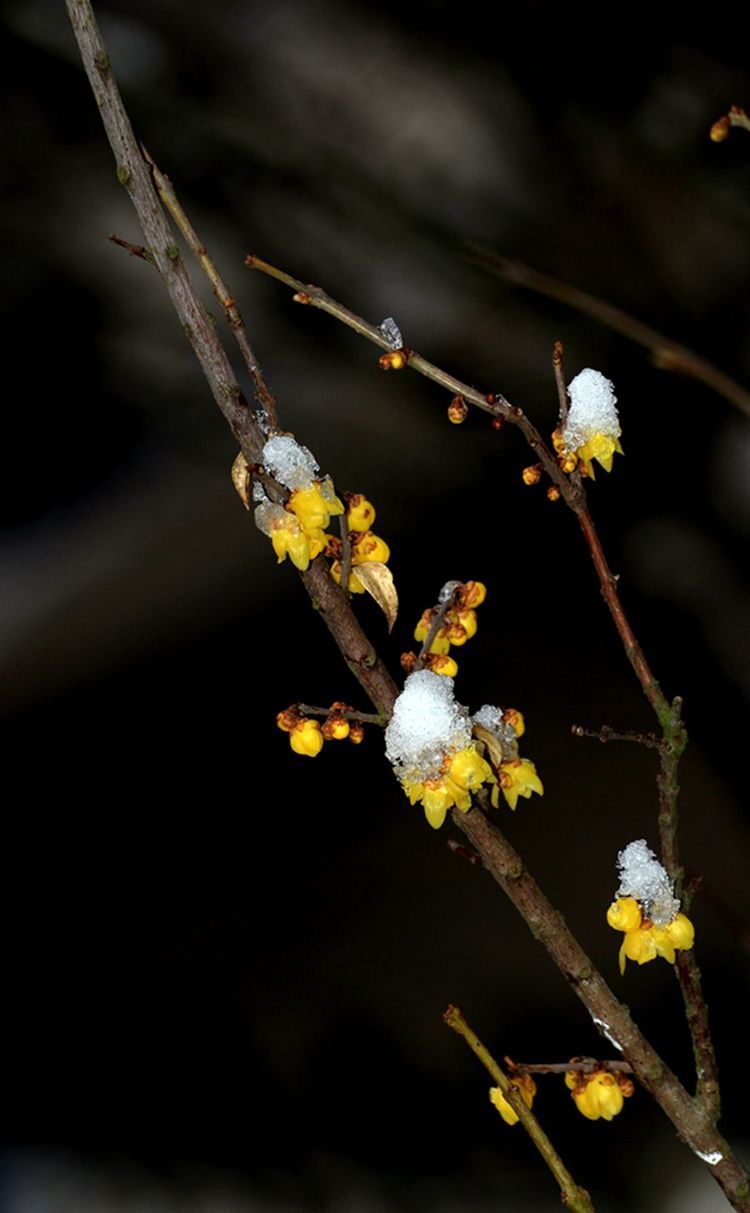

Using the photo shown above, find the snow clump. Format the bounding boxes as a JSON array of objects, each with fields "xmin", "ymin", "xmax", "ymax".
[
  {"xmin": 385, "ymin": 670, "xmax": 472, "ymax": 784},
  {"xmin": 616, "ymin": 839, "xmax": 680, "ymax": 925},
  {"xmin": 563, "ymin": 368, "xmax": 620, "ymax": 452},
  {"xmin": 262, "ymin": 435, "xmax": 319, "ymax": 490}
]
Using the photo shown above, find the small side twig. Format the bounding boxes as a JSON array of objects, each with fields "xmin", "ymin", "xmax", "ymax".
[
  {"xmin": 417, "ymin": 584, "xmax": 460, "ymax": 667},
  {"xmin": 552, "ymin": 340, "xmax": 568, "ymax": 426},
  {"xmin": 444, "ymin": 1005, "xmax": 596, "ymax": 1213},
  {"xmin": 571, "ymin": 723, "xmax": 661, "ymax": 749},
  {"xmin": 109, "ymin": 233, "xmax": 155, "ymax": 264},
  {"xmin": 513, "ymin": 1059, "xmax": 633, "ymax": 1076},
  {"xmin": 145, "ymin": 151, "xmax": 278, "ymax": 431},
  {"xmin": 295, "ymin": 703, "xmax": 386, "ymax": 726}
]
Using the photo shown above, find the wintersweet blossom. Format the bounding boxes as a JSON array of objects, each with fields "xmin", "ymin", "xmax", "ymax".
[
  {"xmin": 565, "ymin": 1070, "xmax": 633, "ymax": 1121},
  {"xmin": 607, "ymin": 840, "xmax": 695, "ymax": 974},
  {"xmin": 254, "ymin": 501, "xmax": 327, "ymax": 570},
  {"xmin": 331, "ymin": 530, "xmax": 391, "ymax": 593},
  {"xmin": 562, "ymin": 368, "xmax": 623, "ymax": 478},
  {"xmin": 489, "ymin": 1074, "xmax": 537, "ymax": 1126},
  {"xmin": 289, "ymin": 718, "xmax": 324, "ymax": 757},
  {"xmin": 490, "ymin": 757, "xmax": 544, "ymax": 811},
  {"xmin": 288, "ymin": 477, "xmax": 344, "ymax": 535},
  {"xmin": 385, "ymin": 670, "xmax": 495, "ymax": 828}
]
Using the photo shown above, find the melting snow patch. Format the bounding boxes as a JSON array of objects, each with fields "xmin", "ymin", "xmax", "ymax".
[
  {"xmin": 385, "ymin": 670, "xmax": 471, "ymax": 783},
  {"xmin": 563, "ymin": 368, "xmax": 620, "ymax": 450}
]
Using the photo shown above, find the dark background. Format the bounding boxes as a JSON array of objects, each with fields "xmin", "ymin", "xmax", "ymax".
[{"xmin": 2, "ymin": 2, "xmax": 749, "ymax": 1210}]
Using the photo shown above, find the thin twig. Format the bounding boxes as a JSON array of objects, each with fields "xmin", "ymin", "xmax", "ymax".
[
  {"xmin": 552, "ymin": 340, "xmax": 568, "ymax": 426},
  {"xmin": 465, "ymin": 245, "xmax": 750, "ymax": 419},
  {"xmin": 144, "ymin": 151, "xmax": 278, "ymax": 431},
  {"xmin": 417, "ymin": 584, "xmax": 460, "ymax": 666},
  {"xmin": 109, "ymin": 233, "xmax": 155, "ymax": 264},
  {"xmin": 514, "ymin": 1059, "xmax": 633, "ymax": 1076},
  {"xmin": 444, "ymin": 1005, "xmax": 596, "ymax": 1213},
  {"xmin": 571, "ymin": 723, "xmax": 661, "ymax": 749},
  {"xmin": 295, "ymin": 703, "xmax": 386, "ymax": 726}
]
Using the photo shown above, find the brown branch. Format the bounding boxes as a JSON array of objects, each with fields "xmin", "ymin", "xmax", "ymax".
[
  {"xmin": 417, "ymin": 583, "xmax": 460, "ymax": 666},
  {"xmin": 465, "ymin": 246, "xmax": 750, "ymax": 420},
  {"xmin": 444, "ymin": 1005, "xmax": 596, "ymax": 1213}
]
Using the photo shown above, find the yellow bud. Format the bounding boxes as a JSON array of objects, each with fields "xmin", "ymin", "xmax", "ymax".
[
  {"xmin": 324, "ymin": 714, "xmax": 350, "ymax": 741},
  {"xmin": 346, "ymin": 494, "xmax": 376, "ymax": 532},
  {"xmin": 502, "ymin": 708, "xmax": 525, "ymax": 738},
  {"xmin": 547, "ymin": 485, "xmax": 561, "ymax": 502},
  {"xmin": 276, "ymin": 708, "xmax": 300, "ymax": 733},
  {"xmin": 352, "ymin": 531, "xmax": 390, "ymax": 564},
  {"xmin": 607, "ymin": 897, "xmax": 642, "ymax": 933},
  {"xmin": 522, "ymin": 464, "xmax": 542, "ymax": 486},
  {"xmin": 348, "ymin": 722, "xmax": 365, "ymax": 745},
  {"xmin": 711, "ymin": 115, "xmax": 731, "ymax": 142},
  {"xmin": 290, "ymin": 719, "xmax": 324, "ymax": 757},
  {"xmin": 379, "ymin": 349, "xmax": 408, "ymax": 370},
  {"xmin": 458, "ymin": 580, "xmax": 487, "ymax": 608},
  {"xmin": 447, "ymin": 395, "xmax": 468, "ymax": 424},
  {"xmin": 667, "ymin": 912, "xmax": 695, "ymax": 951},
  {"xmin": 426, "ymin": 653, "xmax": 459, "ymax": 677}
]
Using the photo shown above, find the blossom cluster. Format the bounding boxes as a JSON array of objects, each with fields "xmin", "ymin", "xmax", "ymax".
[
  {"xmin": 607, "ymin": 839, "xmax": 695, "ymax": 974},
  {"xmin": 254, "ymin": 435, "xmax": 390, "ymax": 586},
  {"xmin": 276, "ymin": 703, "xmax": 364, "ymax": 757},
  {"xmin": 489, "ymin": 1066, "xmax": 634, "ymax": 1127},
  {"xmin": 412, "ymin": 580, "xmax": 486, "ymax": 678},
  {"xmin": 384, "ymin": 669, "xmax": 543, "ymax": 828}
]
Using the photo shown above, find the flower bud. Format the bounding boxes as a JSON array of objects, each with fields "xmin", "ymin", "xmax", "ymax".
[
  {"xmin": 290, "ymin": 718, "xmax": 324, "ymax": 757},
  {"xmin": 522, "ymin": 464, "xmax": 542, "ymax": 486},
  {"xmin": 448, "ymin": 395, "xmax": 468, "ymax": 424},
  {"xmin": 276, "ymin": 707, "xmax": 300, "ymax": 733},
  {"xmin": 345, "ymin": 493, "xmax": 376, "ymax": 532},
  {"xmin": 710, "ymin": 115, "xmax": 731, "ymax": 142},
  {"xmin": 379, "ymin": 349, "xmax": 408, "ymax": 370},
  {"xmin": 546, "ymin": 486, "xmax": 561, "ymax": 502},
  {"xmin": 349, "ymin": 722, "xmax": 365, "ymax": 745},
  {"xmin": 400, "ymin": 651, "xmax": 418, "ymax": 672}
]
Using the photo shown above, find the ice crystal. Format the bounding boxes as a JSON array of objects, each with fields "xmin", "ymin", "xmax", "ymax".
[
  {"xmin": 379, "ymin": 317, "xmax": 403, "ymax": 349},
  {"xmin": 385, "ymin": 670, "xmax": 472, "ymax": 783},
  {"xmin": 616, "ymin": 839, "xmax": 680, "ymax": 925},
  {"xmin": 253, "ymin": 499, "xmax": 287, "ymax": 536},
  {"xmin": 438, "ymin": 580, "xmax": 461, "ymax": 604},
  {"xmin": 472, "ymin": 704, "xmax": 518, "ymax": 750},
  {"xmin": 563, "ymin": 368, "xmax": 620, "ymax": 452},
  {"xmin": 262, "ymin": 435, "xmax": 319, "ymax": 490}
]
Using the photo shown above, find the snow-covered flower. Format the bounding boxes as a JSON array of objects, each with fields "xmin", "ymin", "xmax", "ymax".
[
  {"xmin": 385, "ymin": 670, "xmax": 495, "ymax": 828},
  {"xmin": 565, "ymin": 1070, "xmax": 633, "ymax": 1121},
  {"xmin": 562, "ymin": 368, "xmax": 623, "ymax": 478},
  {"xmin": 606, "ymin": 840, "xmax": 695, "ymax": 974}
]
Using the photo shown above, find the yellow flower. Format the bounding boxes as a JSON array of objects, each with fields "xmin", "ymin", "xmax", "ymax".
[
  {"xmin": 403, "ymin": 746, "xmax": 494, "ymax": 829},
  {"xmin": 607, "ymin": 897, "xmax": 695, "ymax": 975},
  {"xmin": 288, "ymin": 478, "xmax": 344, "ymax": 535},
  {"xmin": 426, "ymin": 654, "xmax": 459, "ymax": 677},
  {"xmin": 576, "ymin": 433, "xmax": 624, "ymax": 479},
  {"xmin": 269, "ymin": 512, "xmax": 326, "ymax": 570},
  {"xmin": 565, "ymin": 1070, "xmax": 630, "ymax": 1121},
  {"xmin": 489, "ymin": 1074, "xmax": 537, "ymax": 1126},
  {"xmin": 330, "ymin": 529, "xmax": 391, "ymax": 593},
  {"xmin": 346, "ymin": 494, "xmax": 376, "ymax": 532},
  {"xmin": 289, "ymin": 718, "xmax": 324, "ymax": 757},
  {"xmin": 490, "ymin": 757, "xmax": 544, "ymax": 810}
]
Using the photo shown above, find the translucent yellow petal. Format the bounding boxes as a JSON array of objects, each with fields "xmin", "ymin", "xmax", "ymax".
[{"xmin": 607, "ymin": 897, "xmax": 642, "ymax": 934}]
